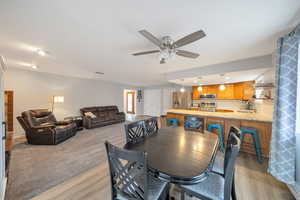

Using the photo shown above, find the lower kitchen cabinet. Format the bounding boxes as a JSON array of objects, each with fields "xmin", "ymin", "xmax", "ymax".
[{"xmin": 167, "ymin": 112, "xmax": 272, "ymax": 157}]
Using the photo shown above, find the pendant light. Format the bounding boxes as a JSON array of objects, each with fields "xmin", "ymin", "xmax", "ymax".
[
  {"xmin": 197, "ymin": 86, "xmax": 203, "ymax": 91},
  {"xmin": 219, "ymin": 84, "xmax": 226, "ymax": 90},
  {"xmin": 180, "ymin": 87, "xmax": 185, "ymax": 93}
]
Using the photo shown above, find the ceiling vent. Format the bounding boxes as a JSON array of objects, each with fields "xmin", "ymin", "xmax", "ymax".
[
  {"xmin": 95, "ymin": 72, "xmax": 104, "ymax": 75},
  {"xmin": 0, "ymin": 55, "xmax": 7, "ymax": 72}
]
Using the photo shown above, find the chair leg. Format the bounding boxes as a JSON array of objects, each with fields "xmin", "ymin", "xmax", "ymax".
[
  {"xmin": 231, "ymin": 174, "xmax": 237, "ymax": 200},
  {"xmin": 218, "ymin": 126, "xmax": 225, "ymax": 152},
  {"xmin": 252, "ymin": 133, "xmax": 263, "ymax": 164},
  {"xmin": 181, "ymin": 190, "xmax": 185, "ymax": 200}
]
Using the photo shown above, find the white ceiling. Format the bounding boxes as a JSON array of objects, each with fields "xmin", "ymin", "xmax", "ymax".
[
  {"xmin": 169, "ymin": 68, "xmax": 271, "ymax": 86},
  {"xmin": 0, "ymin": 0, "xmax": 299, "ymax": 86}
]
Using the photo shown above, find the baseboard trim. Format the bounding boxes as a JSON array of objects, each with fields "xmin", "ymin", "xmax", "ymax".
[
  {"xmin": 288, "ymin": 184, "xmax": 300, "ymax": 200},
  {"xmin": 1, "ymin": 177, "xmax": 7, "ymax": 200}
]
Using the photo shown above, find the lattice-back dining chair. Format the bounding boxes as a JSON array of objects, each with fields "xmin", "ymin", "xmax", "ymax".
[
  {"xmin": 212, "ymin": 126, "xmax": 242, "ymax": 200},
  {"xmin": 124, "ymin": 121, "xmax": 146, "ymax": 143},
  {"xmin": 179, "ymin": 126, "xmax": 241, "ymax": 200},
  {"xmin": 105, "ymin": 141, "xmax": 169, "ymax": 200},
  {"xmin": 144, "ymin": 117, "xmax": 159, "ymax": 136}
]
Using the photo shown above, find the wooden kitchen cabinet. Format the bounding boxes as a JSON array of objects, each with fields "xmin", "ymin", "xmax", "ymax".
[
  {"xmin": 192, "ymin": 86, "xmax": 200, "ymax": 99},
  {"xmin": 240, "ymin": 120, "xmax": 272, "ymax": 157},
  {"xmin": 192, "ymin": 81, "xmax": 255, "ymax": 100},
  {"xmin": 242, "ymin": 81, "xmax": 255, "ymax": 100},
  {"xmin": 206, "ymin": 117, "xmax": 225, "ymax": 136},
  {"xmin": 234, "ymin": 82, "xmax": 244, "ymax": 100},
  {"xmin": 166, "ymin": 112, "xmax": 272, "ymax": 157},
  {"xmin": 217, "ymin": 84, "xmax": 234, "ymax": 100},
  {"xmin": 166, "ymin": 113, "xmax": 185, "ymax": 126}
]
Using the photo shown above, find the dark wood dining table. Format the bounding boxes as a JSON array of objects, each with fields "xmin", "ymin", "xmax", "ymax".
[{"xmin": 124, "ymin": 126, "xmax": 219, "ymax": 185}]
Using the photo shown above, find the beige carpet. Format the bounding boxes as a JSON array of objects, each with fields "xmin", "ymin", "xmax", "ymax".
[{"xmin": 5, "ymin": 123, "xmax": 127, "ymax": 200}]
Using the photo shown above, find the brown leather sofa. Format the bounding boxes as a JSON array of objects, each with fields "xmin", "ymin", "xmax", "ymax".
[
  {"xmin": 17, "ymin": 109, "xmax": 77, "ymax": 145},
  {"xmin": 80, "ymin": 106, "xmax": 125, "ymax": 129}
]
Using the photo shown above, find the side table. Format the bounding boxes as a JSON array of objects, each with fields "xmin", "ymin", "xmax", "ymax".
[{"xmin": 64, "ymin": 116, "xmax": 83, "ymax": 131}]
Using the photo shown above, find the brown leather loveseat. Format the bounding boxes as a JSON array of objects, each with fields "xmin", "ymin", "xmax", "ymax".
[
  {"xmin": 17, "ymin": 109, "xmax": 77, "ymax": 145},
  {"xmin": 80, "ymin": 106, "xmax": 125, "ymax": 129}
]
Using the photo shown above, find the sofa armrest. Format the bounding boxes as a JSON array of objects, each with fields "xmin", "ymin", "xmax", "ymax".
[
  {"xmin": 117, "ymin": 112, "xmax": 125, "ymax": 116},
  {"xmin": 82, "ymin": 116, "xmax": 93, "ymax": 129},
  {"xmin": 33, "ymin": 124, "xmax": 56, "ymax": 129},
  {"xmin": 117, "ymin": 112, "xmax": 126, "ymax": 121},
  {"xmin": 55, "ymin": 119, "xmax": 72, "ymax": 125}
]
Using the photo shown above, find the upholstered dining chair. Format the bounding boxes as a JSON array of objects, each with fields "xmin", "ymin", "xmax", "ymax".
[
  {"xmin": 124, "ymin": 121, "xmax": 146, "ymax": 143},
  {"xmin": 105, "ymin": 141, "xmax": 169, "ymax": 200},
  {"xmin": 179, "ymin": 126, "xmax": 241, "ymax": 200},
  {"xmin": 144, "ymin": 117, "xmax": 159, "ymax": 136}
]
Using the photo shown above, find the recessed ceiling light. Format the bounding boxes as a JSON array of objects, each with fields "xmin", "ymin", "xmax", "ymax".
[
  {"xmin": 31, "ymin": 64, "xmax": 38, "ymax": 69},
  {"xmin": 180, "ymin": 87, "xmax": 185, "ymax": 93},
  {"xmin": 95, "ymin": 72, "xmax": 104, "ymax": 75},
  {"xmin": 37, "ymin": 49, "xmax": 46, "ymax": 56},
  {"xmin": 219, "ymin": 84, "xmax": 226, "ymax": 90}
]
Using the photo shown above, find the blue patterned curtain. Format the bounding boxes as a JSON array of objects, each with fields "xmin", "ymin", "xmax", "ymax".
[{"xmin": 268, "ymin": 27, "xmax": 300, "ymax": 184}]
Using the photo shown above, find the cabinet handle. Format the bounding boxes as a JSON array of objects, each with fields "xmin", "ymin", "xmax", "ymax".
[{"xmin": 2, "ymin": 121, "xmax": 6, "ymax": 140}]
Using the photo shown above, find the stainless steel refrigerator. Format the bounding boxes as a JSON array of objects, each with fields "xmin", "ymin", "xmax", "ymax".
[{"xmin": 172, "ymin": 91, "xmax": 192, "ymax": 109}]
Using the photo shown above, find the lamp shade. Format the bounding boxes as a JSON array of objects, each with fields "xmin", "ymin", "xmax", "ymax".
[{"xmin": 53, "ymin": 96, "xmax": 64, "ymax": 103}]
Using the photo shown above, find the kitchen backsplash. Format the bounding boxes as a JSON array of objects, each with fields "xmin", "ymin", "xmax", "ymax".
[{"xmin": 192, "ymin": 99, "xmax": 273, "ymax": 115}]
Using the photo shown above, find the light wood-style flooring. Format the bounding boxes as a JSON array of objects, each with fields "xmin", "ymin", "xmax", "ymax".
[{"xmin": 29, "ymin": 122, "xmax": 294, "ymax": 200}]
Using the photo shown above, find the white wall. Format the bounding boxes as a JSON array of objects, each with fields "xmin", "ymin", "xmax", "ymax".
[
  {"xmin": 143, "ymin": 86, "xmax": 177, "ymax": 116},
  {"xmin": 0, "ymin": 64, "xmax": 5, "ymax": 200},
  {"xmin": 143, "ymin": 89, "xmax": 162, "ymax": 116},
  {"xmin": 4, "ymin": 68, "xmax": 129, "ymax": 138}
]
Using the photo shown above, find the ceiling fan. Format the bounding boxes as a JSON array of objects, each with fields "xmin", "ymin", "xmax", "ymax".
[{"xmin": 132, "ymin": 29, "xmax": 206, "ymax": 64}]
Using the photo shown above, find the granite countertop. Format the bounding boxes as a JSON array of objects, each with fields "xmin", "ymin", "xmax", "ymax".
[{"xmin": 167, "ymin": 109, "xmax": 273, "ymax": 122}]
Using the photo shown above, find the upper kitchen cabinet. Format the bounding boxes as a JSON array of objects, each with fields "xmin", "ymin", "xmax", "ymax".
[
  {"xmin": 192, "ymin": 86, "xmax": 200, "ymax": 99},
  {"xmin": 242, "ymin": 81, "xmax": 255, "ymax": 100},
  {"xmin": 217, "ymin": 84, "xmax": 234, "ymax": 100},
  {"xmin": 192, "ymin": 81, "xmax": 255, "ymax": 100}
]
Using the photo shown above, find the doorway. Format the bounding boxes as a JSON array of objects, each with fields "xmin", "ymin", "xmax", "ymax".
[{"xmin": 126, "ymin": 91, "xmax": 136, "ymax": 114}]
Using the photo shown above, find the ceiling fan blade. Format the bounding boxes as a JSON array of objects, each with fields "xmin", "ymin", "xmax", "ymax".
[
  {"xmin": 132, "ymin": 50, "xmax": 160, "ymax": 56},
  {"xmin": 139, "ymin": 30, "xmax": 162, "ymax": 47},
  {"xmin": 176, "ymin": 50, "xmax": 199, "ymax": 58},
  {"xmin": 173, "ymin": 30, "xmax": 206, "ymax": 48}
]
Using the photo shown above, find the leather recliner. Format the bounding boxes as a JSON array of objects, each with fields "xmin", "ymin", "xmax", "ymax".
[
  {"xmin": 80, "ymin": 106, "xmax": 125, "ymax": 129},
  {"xmin": 17, "ymin": 109, "xmax": 77, "ymax": 145}
]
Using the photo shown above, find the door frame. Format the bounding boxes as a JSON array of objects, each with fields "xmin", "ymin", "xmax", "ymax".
[
  {"xmin": 126, "ymin": 91, "xmax": 136, "ymax": 114},
  {"xmin": 0, "ymin": 56, "xmax": 6, "ymax": 200}
]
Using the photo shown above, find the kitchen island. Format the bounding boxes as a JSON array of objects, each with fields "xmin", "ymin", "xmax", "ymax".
[{"xmin": 167, "ymin": 109, "xmax": 272, "ymax": 157}]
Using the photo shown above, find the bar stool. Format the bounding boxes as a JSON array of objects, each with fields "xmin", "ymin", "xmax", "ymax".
[
  {"xmin": 167, "ymin": 118, "xmax": 179, "ymax": 126},
  {"xmin": 207, "ymin": 123, "xmax": 225, "ymax": 152},
  {"xmin": 240, "ymin": 127, "xmax": 263, "ymax": 164}
]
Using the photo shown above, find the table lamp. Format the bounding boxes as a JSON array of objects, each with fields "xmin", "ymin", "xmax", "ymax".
[{"xmin": 51, "ymin": 96, "xmax": 64, "ymax": 112}]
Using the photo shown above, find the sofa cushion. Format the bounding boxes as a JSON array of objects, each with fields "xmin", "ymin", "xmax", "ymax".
[{"xmin": 85, "ymin": 112, "xmax": 97, "ymax": 118}]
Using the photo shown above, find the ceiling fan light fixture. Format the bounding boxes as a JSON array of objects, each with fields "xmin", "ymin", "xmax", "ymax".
[{"xmin": 134, "ymin": 29, "xmax": 205, "ymax": 64}]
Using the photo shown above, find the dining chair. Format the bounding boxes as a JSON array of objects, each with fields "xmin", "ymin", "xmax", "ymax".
[
  {"xmin": 144, "ymin": 117, "xmax": 159, "ymax": 136},
  {"xmin": 105, "ymin": 141, "xmax": 169, "ymax": 200},
  {"xmin": 212, "ymin": 126, "xmax": 242, "ymax": 175},
  {"xmin": 124, "ymin": 121, "xmax": 146, "ymax": 143},
  {"xmin": 179, "ymin": 126, "xmax": 241, "ymax": 200}
]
